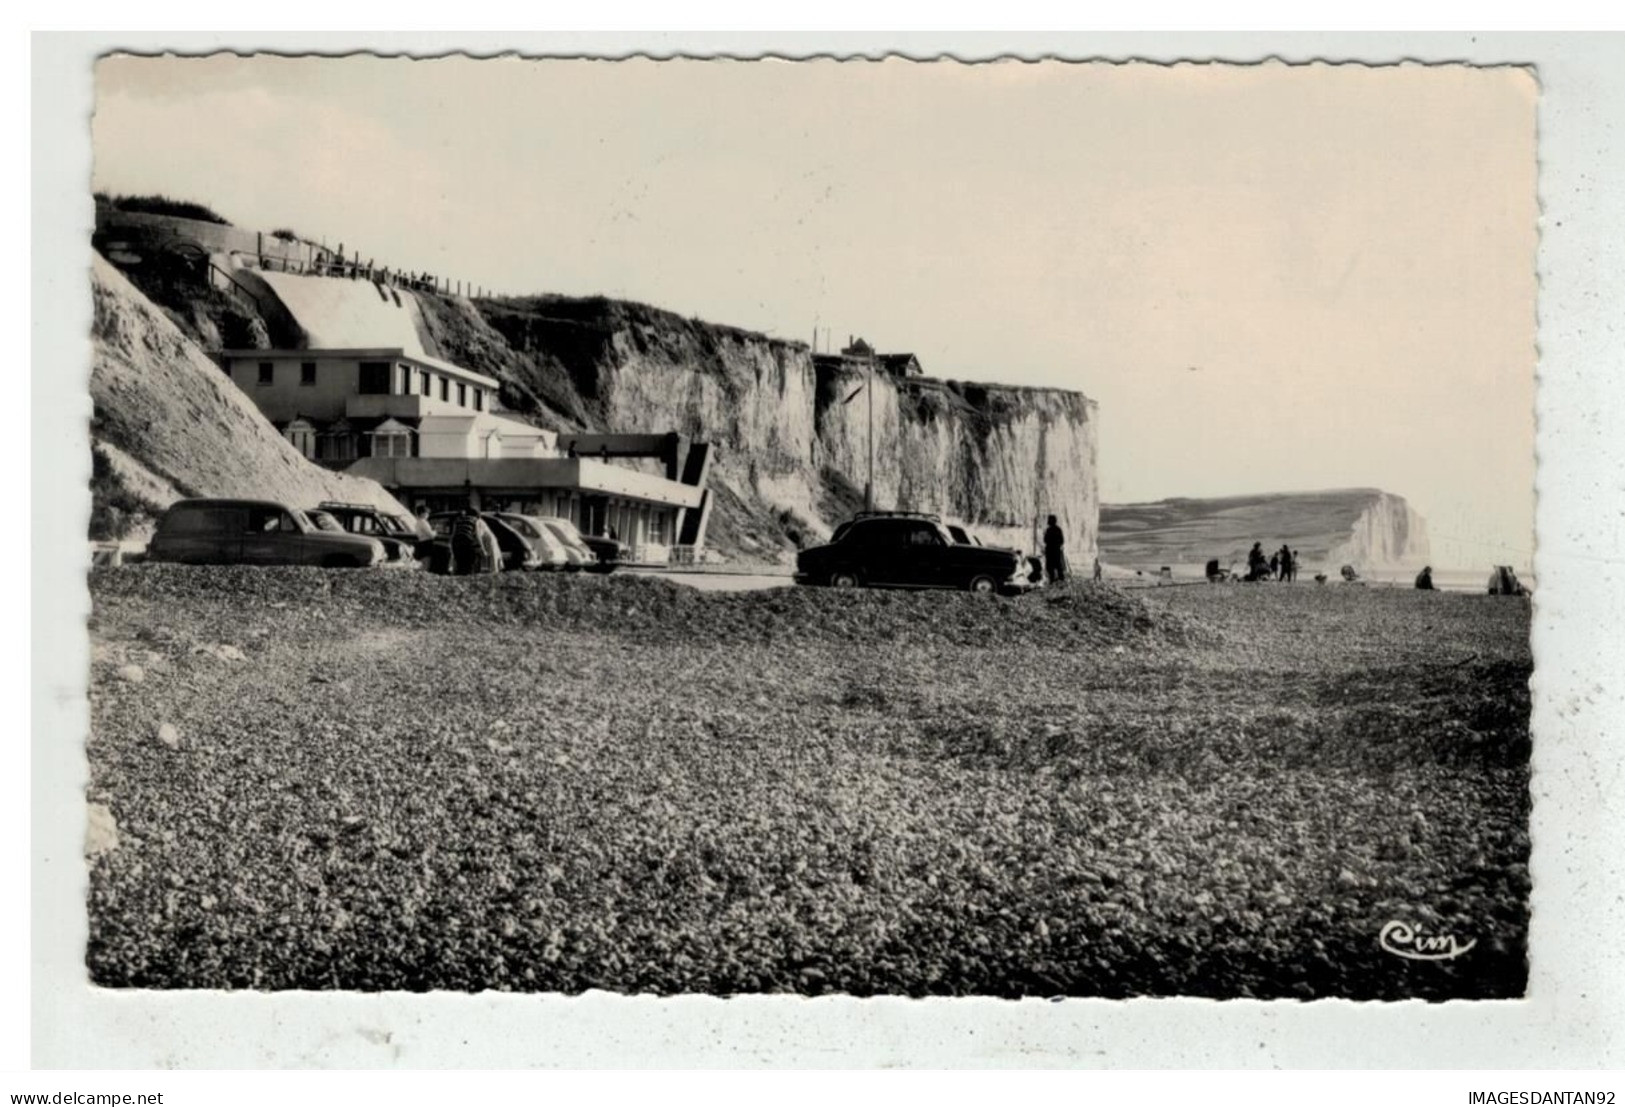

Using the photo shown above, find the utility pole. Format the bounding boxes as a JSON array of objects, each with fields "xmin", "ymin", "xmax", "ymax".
[{"xmin": 866, "ymin": 357, "xmax": 875, "ymax": 511}]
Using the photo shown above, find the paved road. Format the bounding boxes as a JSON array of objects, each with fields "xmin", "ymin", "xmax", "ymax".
[{"xmin": 623, "ymin": 569, "xmax": 795, "ymax": 593}]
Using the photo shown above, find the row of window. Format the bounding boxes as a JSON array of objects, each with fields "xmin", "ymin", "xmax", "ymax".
[
  {"xmin": 254, "ymin": 360, "xmax": 486, "ymax": 411},
  {"xmin": 285, "ymin": 426, "xmax": 413, "ymax": 461}
]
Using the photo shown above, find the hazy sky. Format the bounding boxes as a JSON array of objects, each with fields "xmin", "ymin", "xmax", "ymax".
[{"xmin": 92, "ymin": 55, "xmax": 1538, "ymax": 568}]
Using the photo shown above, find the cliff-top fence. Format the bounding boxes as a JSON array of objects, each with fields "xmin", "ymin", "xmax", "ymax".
[{"xmin": 93, "ymin": 205, "xmax": 500, "ymax": 300}]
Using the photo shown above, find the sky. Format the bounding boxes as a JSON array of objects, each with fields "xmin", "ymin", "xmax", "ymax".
[{"xmin": 91, "ymin": 55, "xmax": 1538, "ymax": 569}]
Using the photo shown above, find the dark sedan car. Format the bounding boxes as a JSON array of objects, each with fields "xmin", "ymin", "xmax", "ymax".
[
  {"xmin": 795, "ymin": 511, "xmax": 1030, "ymax": 594},
  {"xmin": 315, "ymin": 501, "xmax": 424, "ymax": 563},
  {"xmin": 147, "ymin": 498, "xmax": 386, "ymax": 568},
  {"xmin": 579, "ymin": 531, "xmax": 629, "ymax": 570}
]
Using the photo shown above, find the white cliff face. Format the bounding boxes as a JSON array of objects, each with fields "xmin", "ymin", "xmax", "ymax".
[
  {"xmin": 809, "ymin": 365, "xmax": 1098, "ymax": 557},
  {"xmin": 405, "ymin": 293, "xmax": 1100, "ymax": 561},
  {"xmin": 596, "ymin": 331, "xmax": 1100, "ymax": 560},
  {"xmin": 1326, "ymin": 492, "xmax": 1432, "ymax": 569}
]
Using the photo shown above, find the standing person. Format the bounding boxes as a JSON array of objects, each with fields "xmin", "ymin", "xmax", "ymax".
[
  {"xmin": 413, "ymin": 503, "xmax": 435, "ymax": 541},
  {"xmin": 450, "ymin": 506, "xmax": 483, "ymax": 576},
  {"xmin": 1291, "ymin": 548, "xmax": 1301, "ymax": 582},
  {"xmin": 476, "ymin": 514, "xmax": 502, "ymax": 572},
  {"xmin": 1043, "ymin": 514, "xmax": 1067, "ymax": 584},
  {"xmin": 1247, "ymin": 542, "xmax": 1268, "ymax": 582},
  {"xmin": 1269, "ymin": 550, "xmax": 1280, "ymax": 580},
  {"xmin": 1278, "ymin": 544, "xmax": 1293, "ymax": 583},
  {"xmin": 1093, "ymin": 556, "xmax": 1103, "ymax": 582}
]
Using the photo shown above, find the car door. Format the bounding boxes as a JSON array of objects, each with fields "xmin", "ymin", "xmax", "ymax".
[
  {"xmin": 239, "ymin": 505, "xmax": 304, "ymax": 565},
  {"xmin": 902, "ymin": 521, "xmax": 951, "ymax": 588},
  {"xmin": 166, "ymin": 504, "xmax": 245, "ymax": 564},
  {"xmin": 854, "ymin": 520, "xmax": 907, "ymax": 586}
]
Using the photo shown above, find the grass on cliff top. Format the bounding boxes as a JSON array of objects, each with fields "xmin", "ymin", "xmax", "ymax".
[
  {"xmin": 86, "ymin": 568, "xmax": 1529, "ymax": 998},
  {"xmin": 96, "ymin": 192, "xmax": 231, "ymax": 225}
]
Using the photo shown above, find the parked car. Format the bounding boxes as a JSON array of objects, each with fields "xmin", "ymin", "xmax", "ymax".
[
  {"xmin": 492, "ymin": 513, "xmax": 571, "ymax": 571},
  {"xmin": 581, "ymin": 531, "xmax": 630, "ymax": 570},
  {"xmin": 422, "ymin": 512, "xmax": 545, "ymax": 573},
  {"xmin": 533, "ymin": 518, "xmax": 599, "ymax": 572},
  {"xmin": 947, "ymin": 522, "xmax": 1044, "ymax": 586},
  {"xmin": 540, "ymin": 516, "xmax": 621, "ymax": 573},
  {"xmin": 306, "ymin": 509, "xmax": 343, "ymax": 533},
  {"xmin": 315, "ymin": 501, "xmax": 423, "ymax": 563},
  {"xmin": 147, "ymin": 498, "xmax": 387, "ymax": 568},
  {"xmin": 795, "ymin": 510, "xmax": 1031, "ymax": 594}
]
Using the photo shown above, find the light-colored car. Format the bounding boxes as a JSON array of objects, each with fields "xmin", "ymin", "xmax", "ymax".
[
  {"xmin": 147, "ymin": 498, "xmax": 386, "ymax": 568},
  {"xmin": 535, "ymin": 517, "xmax": 599, "ymax": 572},
  {"xmin": 494, "ymin": 513, "xmax": 571, "ymax": 571}
]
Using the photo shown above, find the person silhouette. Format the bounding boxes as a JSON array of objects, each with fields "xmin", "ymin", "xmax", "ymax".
[{"xmin": 1043, "ymin": 514, "xmax": 1067, "ymax": 584}]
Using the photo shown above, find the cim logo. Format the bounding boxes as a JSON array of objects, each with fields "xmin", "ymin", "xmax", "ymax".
[{"xmin": 1379, "ymin": 920, "xmax": 1477, "ymax": 961}]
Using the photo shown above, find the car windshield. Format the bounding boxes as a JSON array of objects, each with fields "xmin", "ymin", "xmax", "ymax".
[
  {"xmin": 543, "ymin": 518, "xmax": 582, "ymax": 542},
  {"xmin": 308, "ymin": 512, "xmax": 341, "ymax": 532},
  {"xmin": 378, "ymin": 514, "xmax": 411, "ymax": 534},
  {"xmin": 286, "ymin": 509, "xmax": 315, "ymax": 533},
  {"xmin": 501, "ymin": 515, "xmax": 541, "ymax": 538},
  {"xmin": 518, "ymin": 518, "xmax": 563, "ymax": 552}
]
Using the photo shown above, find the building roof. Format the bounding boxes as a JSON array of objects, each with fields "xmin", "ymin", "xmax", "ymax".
[
  {"xmin": 345, "ymin": 456, "xmax": 706, "ymax": 509},
  {"xmin": 216, "ymin": 347, "xmax": 500, "ymax": 390}
]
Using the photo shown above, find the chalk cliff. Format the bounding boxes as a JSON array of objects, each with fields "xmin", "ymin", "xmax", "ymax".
[
  {"xmin": 91, "ymin": 211, "xmax": 1100, "ymax": 562},
  {"xmin": 1099, "ymin": 489, "xmax": 1430, "ymax": 571},
  {"xmin": 412, "ymin": 295, "xmax": 1100, "ymax": 561}
]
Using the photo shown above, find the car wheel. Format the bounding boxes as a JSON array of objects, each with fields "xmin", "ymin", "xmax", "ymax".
[
  {"xmin": 829, "ymin": 570, "xmax": 862, "ymax": 589},
  {"xmin": 966, "ymin": 573, "xmax": 998, "ymax": 594}
]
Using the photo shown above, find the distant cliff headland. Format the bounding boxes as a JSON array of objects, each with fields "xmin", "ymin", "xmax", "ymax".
[{"xmin": 1100, "ymin": 489, "xmax": 1430, "ymax": 571}]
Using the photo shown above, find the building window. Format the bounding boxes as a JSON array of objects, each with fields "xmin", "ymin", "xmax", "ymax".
[
  {"xmin": 321, "ymin": 435, "xmax": 356, "ymax": 461},
  {"xmin": 358, "ymin": 361, "xmax": 391, "ymax": 395},
  {"xmin": 372, "ymin": 432, "xmax": 411, "ymax": 458},
  {"xmin": 399, "ymin": 365, "xmax": 413, "ymax": 395},
  {"xmin": 300, "ymin": 361, "xmax": 316, "ymax": 386},
  {"xmin": 420, "ymin": 370, "xmax": 432, "ymax": 396},
  {"xmin": 285, "ymin": 419, "xmax": 316, "ymax": 458},
  {"xmin": 473, "ymin": 389, "xmax": 484, "ymax": 412},
  {"xmin": 258, "ymin": 361, "xmax": 274, "ymax": 385},
  {"xmin": 456, "ymin": 383, "xmax": 468, "ymax": 407},
  {"xmin": 440, "ymin": 377, "xmax": 450, "ymax": 402}
]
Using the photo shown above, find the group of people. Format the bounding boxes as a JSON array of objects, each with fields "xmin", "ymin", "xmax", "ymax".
[{"xmin": 1245, "ymin": 541, "xmax": 1300, "ymax": 583}]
